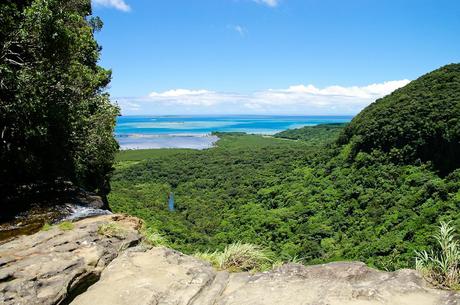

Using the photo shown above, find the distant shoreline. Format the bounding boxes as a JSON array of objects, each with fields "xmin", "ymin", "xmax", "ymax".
[
  {"xmin": 115, "ymin": 115, "xmax": 353, "ymax": 150},
  {"xmin": 117, "ymin": 134, "xmax": 220, "ymax": 150}
]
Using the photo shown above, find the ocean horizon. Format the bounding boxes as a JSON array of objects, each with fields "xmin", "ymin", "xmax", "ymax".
[{"xmin": 115, "ymin": 115, "xmax": 353, "ymax": 150}]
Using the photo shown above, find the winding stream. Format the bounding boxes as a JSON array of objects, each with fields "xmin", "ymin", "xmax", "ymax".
[{"xmin": 168, "ymin": 193, "xmax": 175, "ymax": 211}]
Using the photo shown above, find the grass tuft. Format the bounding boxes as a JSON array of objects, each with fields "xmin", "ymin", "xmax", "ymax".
[
  {"xmin": 98, "ymin": 222, "xmax": 129, "ymax": 239},
  {"xmin": 194, "ymin": 250, "xmax": 221, "ymax": 267},
  {"xmin": 58, "ymin": 221, "xmax": 74, "ymax": 231},
  {"xmin": 41, "ymin": 223, "xmax": 52, "ymax": 231},
  {"xmin": 195, "ymin": 242, "xmax": 272, "ymax": 272},
  {"xmin": 415, "ymin": 221, "xmax": 460, "ymax": 289},
  {"xmin": 141, "ymin": 226, "xmax": 167, "ymax": 246}
]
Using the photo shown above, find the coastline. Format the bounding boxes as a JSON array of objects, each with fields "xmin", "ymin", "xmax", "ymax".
[
  {"xmin": 114, "ymin": 115, "xmax": 353, "ymax": 150},
  {"xmin": 116, "ymin": 133, "xmax": 220, "ymax": 150}
]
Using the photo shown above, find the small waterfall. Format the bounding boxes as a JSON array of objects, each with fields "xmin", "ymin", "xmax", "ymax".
[
  {"xmin": 64, "ymin": 204, "xmax": 112, "ymax": 221},
  {"xmin": 168, "ymin": 192, "xmax": 175, "ymax": 211}
]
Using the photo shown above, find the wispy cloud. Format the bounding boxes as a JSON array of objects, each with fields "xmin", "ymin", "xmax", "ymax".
[
  {"xmin": 92, "ymin": 0, "xmax": 131, "ymax": 12},
  {"xmin": 228, "ymin": 24, "xmax": 247, "ymax": 36},
  {"xmin": 123, "ymin": 101, "xmax": 141, "ymax": 112},
  {"xmin": 253, "ymin": 0, "xmax": 280, "ymax": 7},
  {"xmin": 115, "ymin": 80, "xmax": 410, "ymax": 115}
]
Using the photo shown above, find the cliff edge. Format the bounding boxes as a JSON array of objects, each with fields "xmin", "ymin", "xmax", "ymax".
[{"xmin": 1, "ymin": 215, "xmax": 459, "ymax": 305}]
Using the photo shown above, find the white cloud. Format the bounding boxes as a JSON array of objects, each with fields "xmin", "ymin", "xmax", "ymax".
[
  {"xmin": 148, "ymin": 89, "xmax": 220, "ymax": 106},
  {"xmin": 228, "ymin": 25, "xmax": 247, "ymax": 36},
  {"xmin": 265, "ymin": 80, "xmax": 411, "ymax": 100},
  {"xmin": 116, "ymin": 80, "xmax": 410, "ymax": 115},
  {"xmin": 92, "ymin": 0, "xmax": 130, "ymax": 12},
  {"xmin": 149, "ymin": 89, "xmax": 212, "ymax": 98},
  {"xmin": 123, "ymin": 101, "xmax": 141, "ymax": 111},
  {"xmin": 253, "ymin": 0, "xmax": 280, "ymax": 7}
]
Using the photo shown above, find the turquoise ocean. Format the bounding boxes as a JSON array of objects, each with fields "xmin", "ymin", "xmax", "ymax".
[{"xmin": 115, "ymin": 115, "xmax": 353, "ymax": 149}]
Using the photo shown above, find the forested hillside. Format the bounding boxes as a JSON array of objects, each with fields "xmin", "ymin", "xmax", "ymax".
[
  {"xmin": 0, "ymin": 0, "xmax": 119, "ymax": 214},
  {"xmin": 274, "ymin": 123, "xmax": 347, "ymax": 145},
  {"xmin": 110, "ymin": 64, "xmax": 460, "ymax": 271},
  {"xmin": 340, "ymin": 64, "xmax": 460, "ymax": 175}
]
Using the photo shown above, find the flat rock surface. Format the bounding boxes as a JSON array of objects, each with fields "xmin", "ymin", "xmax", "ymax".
[
  {"xmin": 1, "ymin": 214, "xmax": 459, "ymax": 305},
  {"xmin": 71, "ymin": 248, "xmax": 460, "ymax": 305},
  {"xmin": 0, "ymin": 214, "xmax": 142, "ymax": 305}
]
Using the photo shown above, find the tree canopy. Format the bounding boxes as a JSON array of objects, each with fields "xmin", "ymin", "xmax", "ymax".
[
  {"xmin": 0, "ymin": 0, "xmax": 119, "ymax": 210},
  {"xmin": 274, "ymin": 123, "xmax": 347, "ymax": 146},
  {"xmin": 109, "ymin": 65, "xmax": 460, "ymax": 270},
  {"xmin": 339, "ymin": 64, "xmax": 460, "ymax": 175}
]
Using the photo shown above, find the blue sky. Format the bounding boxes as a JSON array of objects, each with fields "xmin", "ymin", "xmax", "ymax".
[{"xmin": 92, "ymin": 0, "xmax": 460, "ymax": 115}]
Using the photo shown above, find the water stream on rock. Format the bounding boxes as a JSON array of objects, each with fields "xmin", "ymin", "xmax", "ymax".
[
  {"xmin": 64, "ymin": 204, "xmax": 112, "ymax": 221},
  {"xmin": 0, "ymin": 204, "xmax": 111, "ymax": 243}
]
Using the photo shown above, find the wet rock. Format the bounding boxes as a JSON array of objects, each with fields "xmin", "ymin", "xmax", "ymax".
[
  {"xmin": 0, "ymin": 188, "xmax": 111, "ymax": 243},
  {"xmin": 69, "ymin": 189, "xmax": 107, "ymax": 210},
  {"xmin": 0, "ymin": 214, "xmax": 142, "ymax": 305}
]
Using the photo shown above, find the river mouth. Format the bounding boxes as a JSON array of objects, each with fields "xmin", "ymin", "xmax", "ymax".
[{"xmin": 0, "ymin": 203, "xmax": 111, "ymax": 244}]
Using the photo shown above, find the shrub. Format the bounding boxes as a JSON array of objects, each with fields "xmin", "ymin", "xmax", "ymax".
[{"xmin": 415, "ymin": 221, "xmax": 460, "ymax": 289}]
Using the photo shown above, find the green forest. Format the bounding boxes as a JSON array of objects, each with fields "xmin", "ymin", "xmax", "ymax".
[
  {"xmin": 110, "ymin": 64, "xmax": 460, "ymax": 271},
  {"xmin": 274, "ymin": 123, "xmax": 347, "ymax": 145},
  {"xmin": 0, "ymin": 0, "xmax": 119, "ymax": 216},
  {"xmin": 2, "ymin": 0, "xmax": 460, "ymax": 280}
]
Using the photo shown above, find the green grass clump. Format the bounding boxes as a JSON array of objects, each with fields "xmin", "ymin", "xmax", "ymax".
[
  {"xmin": 41, "ymin": 223, "xmax": 52, "ymax": 231},
  {"xmin": 415, "ymin": 221, "xmax": 460, "ymax": 289},
  {"xmin": 141, "ymin": 226, "xmax": 167, "ymax": 246},
  {"xmin": 98, "ymin": 222, "xmax": 129, "ymax": 239},
  {"xmin": 195, "ymin": 242, "xmax": 272, "ymax": 272},
  {"xmin": 58, "ymin": 221, "xmax": 75, "ymax": 231},
  {"xmin": 194, "ymin": 251, "xmax": 221, "ymax": 267}
]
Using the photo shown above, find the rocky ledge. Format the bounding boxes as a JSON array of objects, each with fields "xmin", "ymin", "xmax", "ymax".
[{"xmin": 1, "ymin": 215, "xmax": 459, "ymax": 305}]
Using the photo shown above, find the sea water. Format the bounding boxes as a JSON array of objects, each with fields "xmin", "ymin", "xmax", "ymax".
[{"xmin": 115, "ymin": 115, "xmax": 353, "ymax": 150}]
